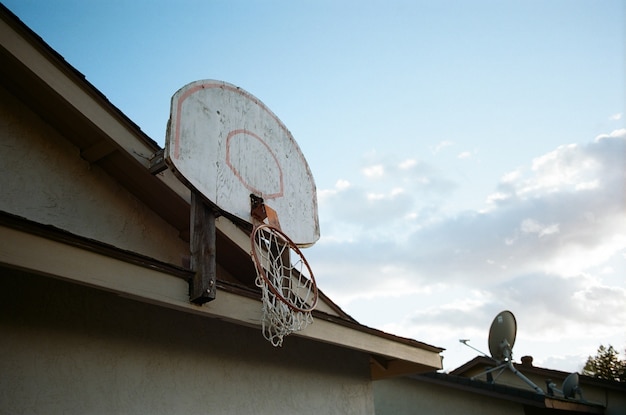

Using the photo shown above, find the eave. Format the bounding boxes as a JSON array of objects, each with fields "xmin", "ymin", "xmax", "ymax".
[{"xmin": 0, "ymin": 211, "xmax": 443, "ymax": 377}]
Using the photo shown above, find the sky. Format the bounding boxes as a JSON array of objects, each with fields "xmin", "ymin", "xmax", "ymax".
[{"xmin": 4, "ymin": 0, "xmax": 625, "ymax": 374}]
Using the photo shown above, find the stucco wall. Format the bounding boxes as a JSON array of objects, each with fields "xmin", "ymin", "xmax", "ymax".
[
  {"xmin": 0, "ymin": 268, "xmax": 375, "ymax": 414},
  {"xmin": 373, "ymin": 377, "xmax": 524, "ymax": 415},
  {"xmin": 0, "ymin": 85, "xmax": 187, "ymax": 266}
]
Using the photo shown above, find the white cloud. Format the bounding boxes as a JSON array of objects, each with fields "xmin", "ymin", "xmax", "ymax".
[
  {"xmin": 543, "ymin": 234, "xmax": 626, "ymax": 277},
  {"xmin": 595, "ymin": 128, "xmax": 626, "ymax": 142},
  {"xmin": 575, "ymin": 180, "xmax": 599, "ymax": 190},
  {"xmin": 366, "ymin": 192, "xmax": 385, "ymax": 201},
  {"xmin": 485, "ymin": 191, "xmax": 511, "ymax": 205},
  {"xmin": 362, "ymin": 164, "xmax": 384, "ymax": 178},
  {"xmin": 399, "ymin": 159, "xmax": 417, "ymax": 169},
  {"xmin": 502, "ymin": 135, "xmax": 625, "ymax": 197},
  {"xmin": 431, "ymin": 140, "xmax": 453, "ymax": 154},
  {"xmin": 520, "ymin": 218, "xmax": 560, "ymax": 238},
  {"xmin": 525, "ymin": 144, "xmax": 591, "ymax": 193},
  {"xmin": 318, "ymin": 179, "xmax": 352, "ymax": 201},
  {"xmin": 600, "ymin": 266, "xmax": 614, "ymax": 275},
  {"xmin": 335, "ymin": 179, "xmax": 351, "ymax": 190},
  {"xmin": 501, "ymin": 170, "xmax": 521, "ymax": 183},
  {"xmin": 457, "ymin": 151, "xmax": 472, "ymax": 159},
  {"xmin": 609, "ymin": 113, "xmax": 622, "ymax": 121}
]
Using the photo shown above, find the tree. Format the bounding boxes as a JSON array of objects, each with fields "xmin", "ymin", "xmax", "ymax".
[{"xmin": 582, "ymin": 345, "xmax": 626, "ymax": 382}]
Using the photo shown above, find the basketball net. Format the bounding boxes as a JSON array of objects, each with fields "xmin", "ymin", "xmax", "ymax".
[{"xmin": 250, "ymin": 195, "xmax": 318, "ymax": 346}]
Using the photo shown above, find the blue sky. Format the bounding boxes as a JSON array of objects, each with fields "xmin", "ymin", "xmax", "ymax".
[{"xmin": 5, "ymin": 0, "xmax": 625, "ymax": 373}]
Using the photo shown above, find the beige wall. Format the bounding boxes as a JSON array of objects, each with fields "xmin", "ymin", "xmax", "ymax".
[
  {"xmin": 0, "ymin": 85, "xmax": 187, "ymax": 266},
  {"xmin": 373, "ymin": 377, "xmax": 524, "ymax": 415},
  {"xmin": 0, "ymin": 268, "xmax": 375, "ymax": 414}
]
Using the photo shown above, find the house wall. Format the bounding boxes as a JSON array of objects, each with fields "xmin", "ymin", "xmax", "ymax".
[
  {"xmin": 373, "ymin": 378, "xmax": 524, "ymax": 415},
  {"xmin": 604, "ymin": 392, "xmax": 626, "ymax": 415},
  {"xmin": 0, "ymin": 84, "xmax": 187, "ymax": 266},
  {"xmin": 0, "ymin": 268, "xmax": 375, "ymax": 415}
]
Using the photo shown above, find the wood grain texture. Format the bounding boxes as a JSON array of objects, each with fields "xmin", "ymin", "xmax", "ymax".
[{"xmin": 189, "ymin": 191, "xmax": 216, "ymax": 304}]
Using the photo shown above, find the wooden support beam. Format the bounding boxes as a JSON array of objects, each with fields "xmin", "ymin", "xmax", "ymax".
[{"xmin": 189, "ymin": 191, "xmax": 217, "ymax": 304}]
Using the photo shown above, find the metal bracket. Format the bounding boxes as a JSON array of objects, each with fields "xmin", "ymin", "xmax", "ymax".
[
  {"xmin": 250, "ymin": 194, "xmax": 282, "ymax": 230},
  {"xmin": 149, "ymin": 149, "xmax": 167, "ymax": 175}
]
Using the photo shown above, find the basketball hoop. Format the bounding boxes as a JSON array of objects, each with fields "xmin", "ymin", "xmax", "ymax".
[
  {"xmin": 166, "ymin": 80, "xmax": 320, "ymax": 327},
  {"xmin": 251, "ymin": 223, "xmax": 318, "ymax": 346}
]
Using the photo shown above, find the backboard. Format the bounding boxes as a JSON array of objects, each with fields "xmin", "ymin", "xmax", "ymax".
[{"xmin": 165, "ymin": 80, "xmax": 319, "ymax": 246}]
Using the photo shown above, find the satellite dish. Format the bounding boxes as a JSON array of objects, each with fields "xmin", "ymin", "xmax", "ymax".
[
  {"xmin": 546, "ymin": 372, "xmax": 585, "ymax": 401},
  {"xmin": 488, "ymin": 310, "xmax": 517, "ymax": 362},
  {"xmin": 562, "ymin": 372, "xmax": 580, "ymax": 399},
  {"xmin": 466, "ymin": 310, "xmax": 545, "ymax": 395}
]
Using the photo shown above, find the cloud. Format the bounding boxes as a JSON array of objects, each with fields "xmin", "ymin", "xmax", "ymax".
[
  {"xmin": 490, "ymin": 130, "xmax": 625, "ymax": 202},
  {"xmin": 309, "ymin": 131, "xmax": 626, "ymax": 371},
  {"xmin": 316, "ymin": 154, "xmax": 458, "ymax": 241},
  {"xmin": 501, "ymin": 170, "xmax": 521, "ymax": 183},
  {"xmin": 431, "ymin": 140, "xmax": 453, "ymax": 154},
  {"xmin": 519, "ymin": 219, "xmax": 560, "ymax": 238},
  {"xmin": 318, "ymin": 179, "xmax": 352, "ymax": 201},
  {"xmin": 595, "ymin": 127, "xmax": 625, "ymax": 141},
  {"xmin": 399, "ymin": 159, "xmax": 417, "ymax": 169},
  {"xmin": 362, "ymin": 164, "xmax": 384, "ymax": 178},
  {"xmin": 319, "ymin": 182, "xmax": 415, "ymax": 227}
]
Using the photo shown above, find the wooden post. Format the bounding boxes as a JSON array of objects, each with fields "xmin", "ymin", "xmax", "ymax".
[{"xmin": 190, "ymin": 191, "xmax": 217, "ymax": 304}]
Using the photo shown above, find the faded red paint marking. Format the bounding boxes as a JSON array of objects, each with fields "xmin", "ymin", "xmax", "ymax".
[
  {"xmin": 172, "ymin": 82, "xmax": 221, "ymax": 159},
  {"xmin": 172, "ymin": 81, "xmax": 289, "ymax": 160},
  {"xmin": 225, "ymin": 129, "xmax": 284, "ymax": 199}
]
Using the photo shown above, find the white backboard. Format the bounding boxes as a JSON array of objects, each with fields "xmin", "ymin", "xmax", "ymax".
[{"xmin": 166, "ymin": 80, "xmax": 319, "ymax": 246}]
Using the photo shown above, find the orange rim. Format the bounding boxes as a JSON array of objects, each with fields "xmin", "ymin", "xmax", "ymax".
[{"xmin": 251, "ymin": 224, "xmax": 318, "ymax": 312}]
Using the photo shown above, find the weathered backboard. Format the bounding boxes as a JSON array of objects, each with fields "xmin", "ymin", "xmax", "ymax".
[{"xmin": 165, "ymin": 80, "xmax": 319, "ymax": 246}]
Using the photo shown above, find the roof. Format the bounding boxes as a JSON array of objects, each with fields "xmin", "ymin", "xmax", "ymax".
[
  {"xmin": 0, "ymin": 3, "xmax": 443, "ymax": 379},
  {"xmin": 413, "ymin": 371, "xmax": 605, "ymax": 414},
  {"xmin": 452, "ymin": 356, "xmax": 626, "ymax": 393}
]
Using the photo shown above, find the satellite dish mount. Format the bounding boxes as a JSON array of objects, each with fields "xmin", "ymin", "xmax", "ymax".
[
  {"xmin": 467, "ymin": 311, "xmax": 544, "ymax": 394},
  {"xmin": 546, "ymin": 372, "xmax": 585, "ymax": 401},
  {"xmin": 461, "ymin": 311, "xmax": 587, "ymax": 401}
]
